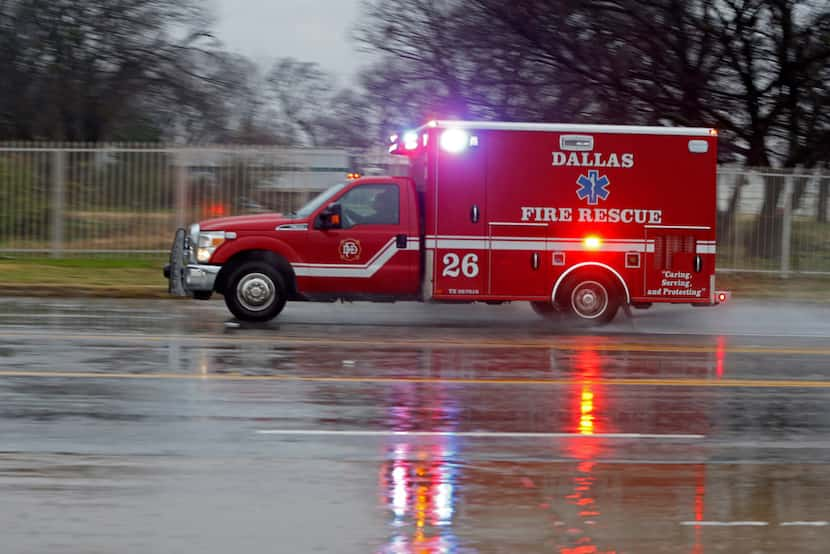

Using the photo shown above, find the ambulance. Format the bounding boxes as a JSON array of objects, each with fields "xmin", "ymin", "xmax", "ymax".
[{"xmin": 165, "ymin": 120, "xmax": 728, "ymax": 323}]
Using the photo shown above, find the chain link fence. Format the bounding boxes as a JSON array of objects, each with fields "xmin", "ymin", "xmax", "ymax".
[
  {"xmin": 0, "ymin": 144, "xmax": 407, "ymax": 255},
  {"xmin": 1, "ymin": 143, "xmax": 828, "ymax": 275}
]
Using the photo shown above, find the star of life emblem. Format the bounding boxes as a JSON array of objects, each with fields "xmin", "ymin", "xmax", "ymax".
[{"xmin": 576, "ymin": 170, "xmax": 611, "ymax": 205}]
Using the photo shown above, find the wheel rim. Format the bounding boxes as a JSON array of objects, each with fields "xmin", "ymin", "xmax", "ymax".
[
  {"xmin": 236, "ymin": 273, "xmax": 276, "ymax": 312},
  {"xmin": 570, "ymin": 280, "xmax": 609, "ymax": 319}
]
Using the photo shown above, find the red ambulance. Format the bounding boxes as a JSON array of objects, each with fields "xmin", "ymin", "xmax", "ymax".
[{"xmin": 165, "ymin": 121, "xmax": 727, "ymax": 323}]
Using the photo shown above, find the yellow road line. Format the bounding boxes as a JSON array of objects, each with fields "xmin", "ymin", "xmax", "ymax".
[
  {"xmin": 1, "ymin": 370, "xmax": 830, "ymax": 388},
  {"xmin": 2, "ymin": 331, "xmax": 830, "ymax": 356}
]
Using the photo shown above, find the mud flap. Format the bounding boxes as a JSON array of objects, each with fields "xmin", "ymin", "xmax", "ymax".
[{"xmin": 168, "ymin": 228, "xmax": 188, "ymax": 297}]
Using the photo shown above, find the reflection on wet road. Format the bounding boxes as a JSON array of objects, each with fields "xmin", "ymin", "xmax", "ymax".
[{"xmin": 1, "ymin": 298, "xmax": 830, "ymax": 553}]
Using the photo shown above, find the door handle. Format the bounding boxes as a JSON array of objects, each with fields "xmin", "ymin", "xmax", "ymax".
[
  {"xmin": 470, "ymin": 204, "xmax": 480, "ymax": 223},
  {"xmin": 694, "ymin": 254, "xmax": 703, "ymax": 272},
  {"xmin": 531, "ymin": 252, "xmax": 541, "ymax": 270},
  {"xmin": 396, "ymin": 234, "xmax": 408, "ymax": 249}
]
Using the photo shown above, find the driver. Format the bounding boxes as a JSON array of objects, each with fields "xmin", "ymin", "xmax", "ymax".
[{"xmin": 370, "ymin": 188, "xmax": 397, "ymax": 223}]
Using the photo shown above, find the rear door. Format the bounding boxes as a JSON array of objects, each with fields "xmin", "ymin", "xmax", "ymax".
[{"xmin": 644, "ymin": 227, "xmax": 712, "ymax": 301}]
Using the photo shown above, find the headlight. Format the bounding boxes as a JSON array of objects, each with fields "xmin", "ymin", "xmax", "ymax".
[{"xmin": 196, "ymin": 231, "xmax": 227, "ymax": 263}]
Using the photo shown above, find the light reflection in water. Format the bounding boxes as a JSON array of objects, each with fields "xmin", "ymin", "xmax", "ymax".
[
  {"xmin": 579, "ymin": 386, "xmax": 595, "ymax": 435},
  {"xmin": 716, "ymin": 336, "xmax": 726, "ymax": 379},
  {"xmin": 379, "ymin": 382, "xmax": 459, "ymax": 554},
  {"xmin": 560, "ymin": 349, "xmax": 616, "ymax": 554},
  {"xmin": 380, "ymin": 441, "xmax": 459, "ymax": 553}
]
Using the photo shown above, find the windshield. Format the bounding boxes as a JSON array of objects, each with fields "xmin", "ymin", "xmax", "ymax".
[{"xmin": 292, "ymin": 183, "xmax": 346, "ymax": 219}]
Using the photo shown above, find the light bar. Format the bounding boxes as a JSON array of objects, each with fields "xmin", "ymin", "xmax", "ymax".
[
  {"xmin": 403, "ymin": 131, "xmax": 419, "ymax": 150},
  {"xmin": 440, "ymin": 128, "xmax": 470, "ymax": 153}
]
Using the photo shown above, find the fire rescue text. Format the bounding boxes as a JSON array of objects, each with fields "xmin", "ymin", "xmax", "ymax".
[{"xmin": 520, "ymin": 206, "xmax": 663, "ymax": 224}]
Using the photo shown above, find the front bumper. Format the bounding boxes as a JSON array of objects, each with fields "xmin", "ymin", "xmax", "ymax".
[{"xmin": 165, "ymin": 228, "xmax": 220, "ymax": 296}]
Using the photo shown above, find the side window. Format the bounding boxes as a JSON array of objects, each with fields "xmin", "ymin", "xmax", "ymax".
[{"xmin": 337, "ymin": 184, "xmax": 400, "ymax": 228}]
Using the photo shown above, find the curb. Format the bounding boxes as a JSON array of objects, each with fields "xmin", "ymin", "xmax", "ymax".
[{"xmin": 0, "ymin": 285, "xmax": 174, "ymax": 299}]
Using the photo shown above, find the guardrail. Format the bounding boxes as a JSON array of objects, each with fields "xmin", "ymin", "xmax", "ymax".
[{"xmin": 0, "ymin": 143, "xmax": 827, "ymax": 276}]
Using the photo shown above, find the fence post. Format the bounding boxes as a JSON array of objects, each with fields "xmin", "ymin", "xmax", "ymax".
[
  {"xmin": 174, "ymin": 150, "xmax": 188, "ymax": 229},
  {"xmin": 780, "ymin": 174, "xmax": 794, "ymax": 278},
  {"xmin": 50, "ymin": 149, "xmax": 66, "ymax": 258}
]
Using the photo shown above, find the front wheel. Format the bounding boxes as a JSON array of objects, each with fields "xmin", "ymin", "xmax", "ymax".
[
  {"xmin": 223, "ymin": 261, "xmax": 287, "ymax": 322},
  {"xmin": 559, "ymin": 274, "xmax": 620, "ymax": 325}
]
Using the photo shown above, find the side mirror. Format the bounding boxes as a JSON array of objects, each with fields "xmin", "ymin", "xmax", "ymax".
[{"xmin": 314, "ymin": 203, "xmax": 342, "ymax": 230}]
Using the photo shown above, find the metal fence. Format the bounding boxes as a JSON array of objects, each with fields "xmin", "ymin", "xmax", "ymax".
[
  {"xmin": 717, "ymin": 167, "xmax": 830, "ymax": 275},
  {"xmin": 0, "ymin": 143, "xmax": 828, "ymax": 276}
]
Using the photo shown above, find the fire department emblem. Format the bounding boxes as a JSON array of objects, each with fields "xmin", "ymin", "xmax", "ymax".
[
  {"xmin": 577, "ymin": 170, "xmax": 611, "ymax": 205},
  {"xmin": 339, "ymin": 239, "xmax": 362, "ymax": 261}
]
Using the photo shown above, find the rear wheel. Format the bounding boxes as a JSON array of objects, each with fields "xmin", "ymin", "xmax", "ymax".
[
  {"xmin": 223, "ymin": 261, "xmax": 287, "ymax": 322},
  {"xmin": 558, "ymin": 273, "xmax": 620, "ymax": 325}
]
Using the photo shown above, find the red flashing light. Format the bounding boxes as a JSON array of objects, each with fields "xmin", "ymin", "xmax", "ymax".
[{"xmin": 584, "ymin": 235, "xmax": 602, "ymax": 250}]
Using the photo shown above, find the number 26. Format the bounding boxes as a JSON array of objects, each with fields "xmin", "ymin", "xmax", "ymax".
[{"xmin": 442, "ymin": 253, "xmax": 479, "ymax": 278}]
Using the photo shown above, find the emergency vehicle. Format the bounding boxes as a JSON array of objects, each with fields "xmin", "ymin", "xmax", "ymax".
[{"xmin": 165, "ymin": 120, "xmax": 728, "ymax": 323}]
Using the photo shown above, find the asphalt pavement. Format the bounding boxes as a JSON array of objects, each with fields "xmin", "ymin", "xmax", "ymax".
[{"xmin": 1, "ymin": 297, "xmax": 830, "ymax": 553}]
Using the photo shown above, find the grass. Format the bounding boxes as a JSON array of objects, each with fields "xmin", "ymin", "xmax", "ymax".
[
  {"xmin": 0, "ymin": 255, "xmax": 169, "ymax": 297},
  {"xmin": 0, "ymin": 255, "xmax": 828, "ymax": 301},
  {"xmin": 716, "ymin": 273, "xmax": 830, "ymax": 302}
]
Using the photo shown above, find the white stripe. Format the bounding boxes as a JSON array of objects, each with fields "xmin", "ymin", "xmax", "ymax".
[
  {"xmin": 292, "ymin": 239, "xmax": 418, "ymax": 278},
  {"xmin": 255, "ymin": 429, "xmax": 704, "ymax": 439},
  {"xmin": 426, "ymin": 234, "xmax": 488, "ymax": 240},
  {"xmin": 293, "ymin": 238, "xmax": 395, "ymax": 269},
  {"xmin": 680, "ymin": 521, "xmax": 769, "ymax": 527},
  {"xmin": 549, "ymin": 241, "xmax": 654, "ymax": 253},
  {"xmin": 646, "ymin": 225, "xmax": 712, "ymax": 230},
  {"xmin": 696, "ymin": 244, "xmax": 717, "ymax": 254},
  {"xmin": 427, "ymin": 235, "xmax": 656, "ymax": 244},
  {"xmin": 488, "ymin": 222, "xmax": 548, "ymax": 227},
  {"xmin": 492, "ymin": 240, "xmax": 547, "ymax": 250},
  {"xmin": 418, "ymin": 120, "xmax": 715, "ymax": 137},
  {"xmin": 426, "ymin": 236, "xmax": 655, "ymax": 253},
  {"xmin": 780, "ymin": 521, "xmax": 829, "ymax": 527},
  {"xmin": 425, "ymin": 238, "xmax": 488, "ymax": 249}
]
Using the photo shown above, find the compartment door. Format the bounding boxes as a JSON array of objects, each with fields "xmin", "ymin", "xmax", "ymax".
[
  {"xmin": 431, "ymin": 142, "xmax": 488, "ymax": 298},
  {"xmin": 644, "ymin": 227, "xmax": 713, "ymax": 301},
  {"xmin": 488, "ymin": 222, "xmax": 550, "ymax": 298}
]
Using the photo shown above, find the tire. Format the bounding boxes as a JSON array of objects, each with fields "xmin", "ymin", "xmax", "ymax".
[
  {"xmin": 558, "ymin": 273, "xmax": 620, "ymax": 325},
  {"xmin": 530, "ymin": 301, "xmax": 559, "ymax": 319},
  {"xmin": 223, "ymin": 261, "xmax": 287, "ymax": 322}
]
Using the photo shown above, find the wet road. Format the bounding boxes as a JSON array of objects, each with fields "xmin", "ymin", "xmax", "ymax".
[{"xmin": 2, "ymin": 297, "xmax": 830, "ymax": 553}]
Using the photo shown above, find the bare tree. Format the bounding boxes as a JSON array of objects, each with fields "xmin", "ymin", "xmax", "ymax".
[
  {"xmin": 0, "ymin": 0, "xmax": 228, "ymax": 141},
  {"xmin": 357, "ymin": 0, "xmax": 830, "ymax": 255}
]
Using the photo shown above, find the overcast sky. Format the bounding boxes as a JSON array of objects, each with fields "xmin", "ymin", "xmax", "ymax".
[{"xmin": 210, "ymin": 0, "xmax": 366, "ymax": 84}]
